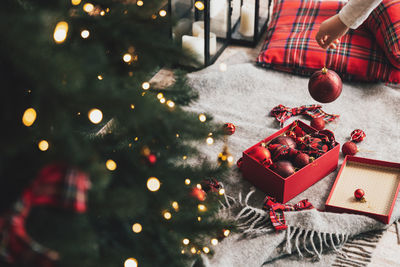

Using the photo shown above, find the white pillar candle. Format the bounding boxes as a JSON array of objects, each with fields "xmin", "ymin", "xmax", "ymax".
[
  {"xmin": 210, "ymin": 1, "xmax": 228, "ymax": 36},
  {"xmin": 239, "ymin": 4, "xmax": 255, "ymax": 37},
  {"xmin": 192, "ymin": 21, "xmax": 204, "ymax": 37},
  {"xmin": 172, "ymin": 18, "xmax": 192, "ymax": 41},
  {"xmin": 210, "ymin": 0, "xmax": 226, "ymax": 18},
  {"xmin": 198, "ymin": 31, "xmax": 217, "ymax": 55},
  {"xmin": 182, "ymin": 35, "xmax": 204, "ymax": 64}
]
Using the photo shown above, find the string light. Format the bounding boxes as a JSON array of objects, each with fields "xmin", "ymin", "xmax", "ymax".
[
  {"xmin": 198, "ymin": 114, "xmax": 206, "ymax": 122},
  {"xmin": 142, "ymin": 82, "xmax": 150, "ymax": 90},
  {"xmin": 159, "ymin": 9, "xmax": 167, "ymax": 17},
  {"xmin": 83, "ymin": 3, "xmax": 94, "ymax": 13},
  {"xmin": 106, "ymin": 8, "xmax": 110, "ymax": 12},
  {"xmin": 137, "ymin": 0, "xmax": 143, "ymax": 6},
  {"xmin": 198, "ymin": 204, "xmax": 207, "ymax": 212},
  {"xmin": 22, "ymin": 108, "xmax": 37, "ymax": 127},
  {"xmin": 38, "ymin": 140, "xmax": 49, "ymax": 151},
  {"xmin": 190, "ymin": 247, "xmax": 197, "ymax": 254},
  {"xmin": 211, "ymin": 238, "xmax": 218, "ymax": 246},
  {"xmin": 219, "ymin": 63, "xmax": 227, "ymax": 71},
  {"xmin": 185, "ymin": 179, "xmax": 191, "ymax": 185},
  {"xmin": 163, "ymin": 211, "xmax": 172, "ymax": 220},
  {"xmin": 123, "ymin": 53, "xmax": 132, "ymax": 63},
  {"xmin": 194, "ymin": 1, "xmax": 205, "ymax": 10},
  {"xmin": 81, "ymin": 29, "xmax": 90, "ymax": 39},
  {"xmin": 227, "ymin": 155, "xmax": 234, "ymax": 163},
  {"xmin": 157, "ymin": 93, "xmax": 164, "ymax": 99},
  {"xmin": 97, "ymin": 75, "xmax": 103, "ymax": 80},
  {"xmin": 88, "ymin": 108, "xmax": 103, "ymax": 124},
  {"xmin": 147, "ymin": 177, "xmax": 160, "ymax": 192},
  {"xmin": 196, "ymin": 184, "xmax": 202, "ymax": 189},
  {"xmin": 160, "ymin": 98, "xmax": 166, "ymax": 104},
  {"xmin": 197, "ymin": 216, "xmax": 201, "ymax": 221},
  {"xmin": 124, "ymin": 258, "xmax": 138, "ymax": 267},
  {"xmin": 151, "ymin": 14, "xmax": 157, "ymax": 19},
  {"xmin": 181, "ymin": 250, "xmax": 185, "ymax": 254},
  {"xmin": 182, "ymin": 155, "xmax": 187, "ymax": 160},
  {"xmin": 71, "ymin": 0, "xmax": 81, "ymax": 5},
  {"xmin": 223, "ymin": 229, "xmax": 230, "ymax": 237},
  {"xmin": 53, "ymin": 21, "xmax": 69, "ymax": 43},
  {"xmin": 183, "ymin": 238, "xmax": 190, "ymax": 245},
  {"xmin": 176, "ymin": 133, "xmax": 180, "ymax": 138},
  {"xmin": 132, "ymin": 223, "xmax": 142, "ymax": 233},
  {"xmin": 106, "ymin": 159, "xmax": 117, "ymax": 171},
  {"xmin": 206, "ymin": 137, "xmax": 214, "ymax": 145},
  {"xmin": 100, "ymin": 10, "xmax": 105, "ymax": 16},
  {"xmin": 203, "ymin": 247, "xmax": 210, "ymax": 253},
  {"xmin": 130, "ymin": 104, "xmax": 135, "ymax": 109},
  {"xmin": 219, "ymin": 188, "xmax": 225, "ymax": 195},
  {"xmin": 166, "ymin": 100, "xmax": 175, "ymax": 108},
  {"xmin": 172, "ymin": 201, "xmax": 179, "ymax": 211},
  {"xmin": 134, "ymin": 137, "xmax": 139, "ymax": 141}
]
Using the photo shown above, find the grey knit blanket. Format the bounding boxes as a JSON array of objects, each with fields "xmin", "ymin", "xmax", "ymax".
[{"xmin": 185, "ymin": 53, "xmax": 400, "ymax": 267}]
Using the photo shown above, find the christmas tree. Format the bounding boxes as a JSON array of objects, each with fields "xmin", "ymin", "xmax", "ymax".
[{"xmin": 0, "ymin": 1, "xmax": 231, "ymax": 266}]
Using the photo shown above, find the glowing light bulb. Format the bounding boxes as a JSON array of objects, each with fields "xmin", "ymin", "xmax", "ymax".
[
  {"xmin": 53, "ymin": 21, "xmax": 69, "ymax": 43},
  {"xmin": 198, "ymin": 114, "xmax": 206, "ymax": 122},
  {"xmin": 106, "ymin": 159, "xmax": 117, "ymax": 171},
  {"xmin": 159, "ymin": 9, "xmax": 167, "ymax": 17},
  {"xmin": 195, "ymin": 1, "xmax": 205, "ymax": 10},
  {"xmin": 124, "ymin": 258, "xmax": 138, "ymax": 267},
  {"xmin": 198, "ymin": 204, "xmax": 206, "ymax": 212},
  {"xmin": 83, "ymin": 3, "xmax": 94, "ymax": 13},
  {"xmin": 71, "ymin": 0, "xmax": 81, "ymax": 5},
  {"xmin": 88, "ymin": 108, "xmax": 103, "ymax": 124},
  {"xmin": 206, "ymin": 137, "xmax": 214, "ymax": 145},
  {"xmin": 142, "ymin": 82, "xmax": 150, "ymax": 90},
  {"xmin": 130, "ymin": 104, "xmax": 135, "ymax": 109},
  {"xmin": 163, "ymin": 211, "xmax": 172, "ymax": 220},
  {"xmin": 223, "ymin": 229, "xmax": 230, "ymax": 237},
  {"xmin": 38, "ymin": 140, "xmax": 49, "ymax": 151},
  {"xmin": 132, "ymin": 223, "xmax": 142, "ymax": 233},
  {"xmin": 147, "ymin": 177, "xmax": 160, "ymax": 192},
  {"xmin": 166, "ymin": 100, "xmax": 175, "ymax": 108},
  {"xmin": 196, "ymin": 184, "xmax": 202, "ymax": 189},
  {"xmin": 97, "ymin": 75, "xmax": 103, "ymax": 80},
  {"xmin": 185, "ymin": 179, "xmax": 191, "ymax": 185},
  {"xmin": 160, "ymin": 98, "xmax": 166, "ymax": 104},
  {"xmin": 22, "ymin": 108, "xmax": 37, "ymax": 127},
  {"xmin": 203, "ymin": 247, "xmax": 210, "ymax": 253},
  {"xmin": 197, "ymin": 216, "xmax": 202, "ymax": 221},
  {"xmin": 123, "ymin": 53, "xmax": 132, "ymax": 63},
  {"xmin": 137, "ymin": 0, "xmax": 143, "ymax": 6},
  {"xmin": 219, "ymin": 188, "xmax": 225, "ymax": 195},
  {"xmin": 182, "ymin": 155, "xmax": 187, "ymax": 160},
  {"xmin": 176, "ymin": 133, "xmax": 180, "ymax": 138},
  {"xmin": 81, "ymin": 29, "xmax": 90, "ymax": 38},
  {"xmin": 100, "ymin": 10, "xmax": 105, "ymax": 16},
  {"xmin": 181, "ymin": 249, "xmax": 185, "ymax": 254},
  {"xmin": 157, "ymin": 93, "xmax": 164, "ymax": 99},
  {"xmin": 227, "ymin": 156, "xmax": 234, "ymax": 163},
  {"xmin": 183, "ymin": 238, "xmax": 190, "ymax": 245},
  {"xmin": 191, "ymin": 247, "xmax": 197, "ymax": 254},
  {"xmin": 172, "ymin": 201, "xmax": 179, "ymax": 211},
  {"xmin": 211, "ymin": 238, "xmax": 218, "ymax": 246}
]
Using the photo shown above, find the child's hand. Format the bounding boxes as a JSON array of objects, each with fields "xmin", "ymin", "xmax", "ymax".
[{"xmin": 315, "ymin": 14, "xmax": 349, "ymax": 49}]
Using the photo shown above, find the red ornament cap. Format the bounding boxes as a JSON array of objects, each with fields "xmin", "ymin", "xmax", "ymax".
[
  {"xmin": 354, "ymin": 188, "xmax": 366, "ymax": 202},
  {"xmin": 223, "ymin": 123, "xmax": 236, "ymax": 135},
  {"xmin": 350, "ymin": 129, "xmax": 366, "ymax": 143},
  {"xmin": 310, "ymin": 117, "xmax": 325, "ymax": 131},
  {"xmin": 342, "ymin": 141, "xmax": 358, "ymax": 156}
]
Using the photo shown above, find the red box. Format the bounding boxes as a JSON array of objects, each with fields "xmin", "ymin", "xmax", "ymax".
[
  {"xmin": 240, "ymin": 120, "xmax": 340, "ymax": 203},
  {"xmin": 325, "ymin": 156, "xmax": 400, "ymax": 224}
]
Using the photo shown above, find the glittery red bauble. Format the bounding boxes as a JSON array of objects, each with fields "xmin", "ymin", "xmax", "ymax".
[
  {"xmin": 354, "ymin": 188, "xmax": 365, "ymax": 200},
  {"xmin": 342, "ymin": 141, "xmax": 358, "ymax": 156},
  {"xmin": 271, "ymin": 160, "xmax": 295, "ymax": 178},
  {"xmin": 310, "ymin": 117, "xmax": 325, "ymax": 131},
  {"xmin": 223, "ymin": 123, "xmax": 236, "ymax": 135},
  {"xmin": 248, "ymin": 146, "xmax": 272, "ymax": 166},
  {"xmin": 190, "ymin": 187, "xmax": 206, "ymax": 201},
  {"xmin": 294, "ymin": 153, "xmax": 310, "ymax": 168},
  {"xmin": 308, "ymin": 67, "xmax": 342, "ymax": 103},
  {"xmin": 269, "ymin": 136, "xmax": 296, "ymax": 149},
  {"xmin": 350, "ymin": 129, "xmax": 366, "ymax": 143}
]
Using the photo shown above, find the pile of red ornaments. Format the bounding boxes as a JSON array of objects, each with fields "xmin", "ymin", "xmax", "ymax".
[{"xmin": 248, "ymin": 123, "xmax": 337, "ymax": 178}]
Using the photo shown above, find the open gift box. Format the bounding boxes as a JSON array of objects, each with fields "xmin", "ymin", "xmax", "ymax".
[
  {"xmin": 325, "ymin": 156, "xmax": 400, "ymax": 224},
  {"xmin": 238, "ymin": 120, "xmax": 340, "ymax": 203}
]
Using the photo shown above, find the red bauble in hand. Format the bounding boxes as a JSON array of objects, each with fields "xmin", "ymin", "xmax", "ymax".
[
  {"xmin": 342, "ymin": 141, "xmax": 358, "ymax": 156},
  {"xmin": 248, "ymin": 146, "xmax": 272, "ymax": 167},
  {"xmin": 310, "ymin": 117, "xmax": 325, "ymax": 131},
  {"xmin": 190, "ymin": 187, "xmax": 206, "ymax": 201},
  {"xmin": 271, "ymin": 160, "xmax": 295, "ymax": 178},
  {"xmin": 308, "ymin": 67, "xmax": 342, "ymax": 103},
  {"xmin": 223, "ymin": 123, "xmax": 236, "ymax": 135}
]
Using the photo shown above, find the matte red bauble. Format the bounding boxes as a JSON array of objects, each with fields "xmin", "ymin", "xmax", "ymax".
[
  {"xmin": 342, "ymin": 141, "xmax": 358, "ymax": 156},
  {"xmin": 190, "ymin": 187, "xmax": 206, "ymax": 201},
  {"xmin": 223, "ymin": 123, "xmax": 236, "ymax": 135},
  {"xmin": 308, "ymin": 67, "xmax": 342, "ymax": 103},
  {"xmin": 248, "ymin": 146, "xmax": 272, "ymax": 167},
  {"xmin": 310, "ymin": 117, "xmax": 325, "ymax": 131},
  {"xmin": 294, "ymin": 153, "xmax": 310, "ymax": 168},
  {"xmin": 354, "ymin": 188, "xmax": 365, "ymax": 200},
  {"xmin": 269, "ymin": 136, "xmax": 296, "ymax": 149},
  {"xmin": 271, "ymin": 161, "xmax": 295, "ymax": 178}
]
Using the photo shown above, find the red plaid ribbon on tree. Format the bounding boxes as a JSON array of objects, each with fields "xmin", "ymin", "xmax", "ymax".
[
  {"xmin": 270, "ymin": 104, "xmax": 339, "ymax": 127},
  {"xmin": 262, "ymin": 196, "xmax": 314, "ymax": 231},
  {"xmin": 0, "ymin": 163, "xmax": 91, "ymax": 266}
]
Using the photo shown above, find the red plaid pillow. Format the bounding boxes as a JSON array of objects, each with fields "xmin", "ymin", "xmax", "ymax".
[
  {"xmin": 257, "ymin": 0, "xmax": 400, "ymax": 84},
  {"xmin": 365, "ymin": 0, "xmax": 400, "ymax": 69}
]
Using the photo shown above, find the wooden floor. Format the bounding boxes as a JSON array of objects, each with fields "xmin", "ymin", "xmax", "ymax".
[{"xmin": 150, "ymin": 40, "xmax": 400, "ymax": 267}]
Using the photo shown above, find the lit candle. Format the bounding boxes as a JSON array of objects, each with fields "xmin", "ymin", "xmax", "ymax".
[{"xmin": 239, "ymin": 4, "xmax": 255, "ymax": 37}]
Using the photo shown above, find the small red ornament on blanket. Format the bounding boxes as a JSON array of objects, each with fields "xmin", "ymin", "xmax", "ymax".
[
  {"xmin": 308, "ymin": 67, "xmax": 342, "ymax": 103},
  {"xmin": 310, "ymin": 117, "xmax": 325, "ymax": 131},
  {"xmin": 223, "ymin": 123, "xmax": 236, "ymax": 135},
  {"xmin": 342, "ymin": 141, "xmax": 358, "ymax": 156},
  {"xmin": 350, "ymin": 129, "xmax": 366, "ymax": 143}
]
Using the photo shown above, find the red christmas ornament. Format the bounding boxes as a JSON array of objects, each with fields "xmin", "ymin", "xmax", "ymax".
[
  {"xmin": 269, "ymin": 136, "xmax": 297, "ymax": 149},
  {"xmin": 147, "ymin": 154, "xmax": 157, "ymax": 165},
  {"xmin": 271, "ymin": 160, "xmax": 295, "ymax": 178},
  {"xmin": 190, "ymin": 187, "xmax": 206, "ymax": 201},
  {"xmin": 248, "ymin": 146, "xmax": 272, "ymax": 167},
  {"xmin": 223, "ymin": 123, "xmax": 236, "ymax": 135},
  {"xmin": 350, "ymin": 129, "xmax": 366, "ymax": 143},
  {"xmin": 342, "ymin": 141, "xmax": 358, "ymax": 156},
  {"xmin": 308, "ymin": 67, "xmax": 342, "ymax": 103},
  {"xmin": 310, "ymin": 117, "xmax": 325, "ymax": 131},
  {"xmin": 354, "ymin": 188, "xmax": 365, "ymax": 200},
  {"xmin": 294, "ymin": 153, "xmax": 310, "ymax": 168}
]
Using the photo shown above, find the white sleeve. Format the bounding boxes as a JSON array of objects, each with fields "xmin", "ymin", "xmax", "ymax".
[{"xmin": 338, "ymin": 0, "xmax": 382, "ymax": 29}]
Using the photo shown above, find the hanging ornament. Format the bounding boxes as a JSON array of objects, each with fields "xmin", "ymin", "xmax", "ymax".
[
  {"xmin": 310, "ymin": 117, "xmax": 325, "ymax": 131},
  {"xmin": 308, "ymin": 67, "xmax": 342, "ymax": 103},
  {"xmin": 271, "ymin": 161, "xmax": 295, "ymax": 178},
  {"xmin": 342, "ymin": 141, "xmax": 358, "ymax": 156},
  {"xmin": 218, "ymin": 146, "xmax": 234, "ymax": 166},
  {"xmin": 350, "ymin": 129, "xmax": 366, "ymax": 143},
  {"xmin": 190, "ymin": 187, "xmax": 206, "ymax": 201},
  {"xmin": 223, "ymin": 123, "xmax": 236, "ymax": 135},
  {"xmin": 248, "ymin": 146, "xmax": 272, "ymax": 167}
]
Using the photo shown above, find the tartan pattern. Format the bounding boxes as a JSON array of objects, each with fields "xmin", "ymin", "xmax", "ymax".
[
  {"xmin": 270, "ymin": 104, "xmax": 339, "ymax": 127},
  {"xmin": 0, "ymin": 163, "xmax": 90, "ymax": 266},
  {"xmin": 263, "ymin": 196, "xmax": 314, "ymax": 231},
  {"xmin": 366, "ymin": 0, "xmax": 400, "ymax": 69},
  {"xmin": 257, "ymin": 0, "xmax": 400, "ymax": 84}
]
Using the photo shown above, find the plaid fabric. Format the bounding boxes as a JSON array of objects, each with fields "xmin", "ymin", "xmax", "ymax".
[
  {"xmin": 263, "ymin": 196, "xmax": 314, "ymax": 231},
  {"xmin": 0, "ymin": 163, "xmax": 90, "ymax": 266},
  {"xmin": 257, "ymin": 0, "xmax": 400, "ymax": 84},
  {"xmin": 270, "ymin": 104, "xmax": 339, "ymax": 127},
  {"xmin": 366, "ymin": 0, "xmax": 400, "ymax": 69},
  {"xmin": 297, "ymin": 129, "xmax": 337, "ymax": 157}
]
